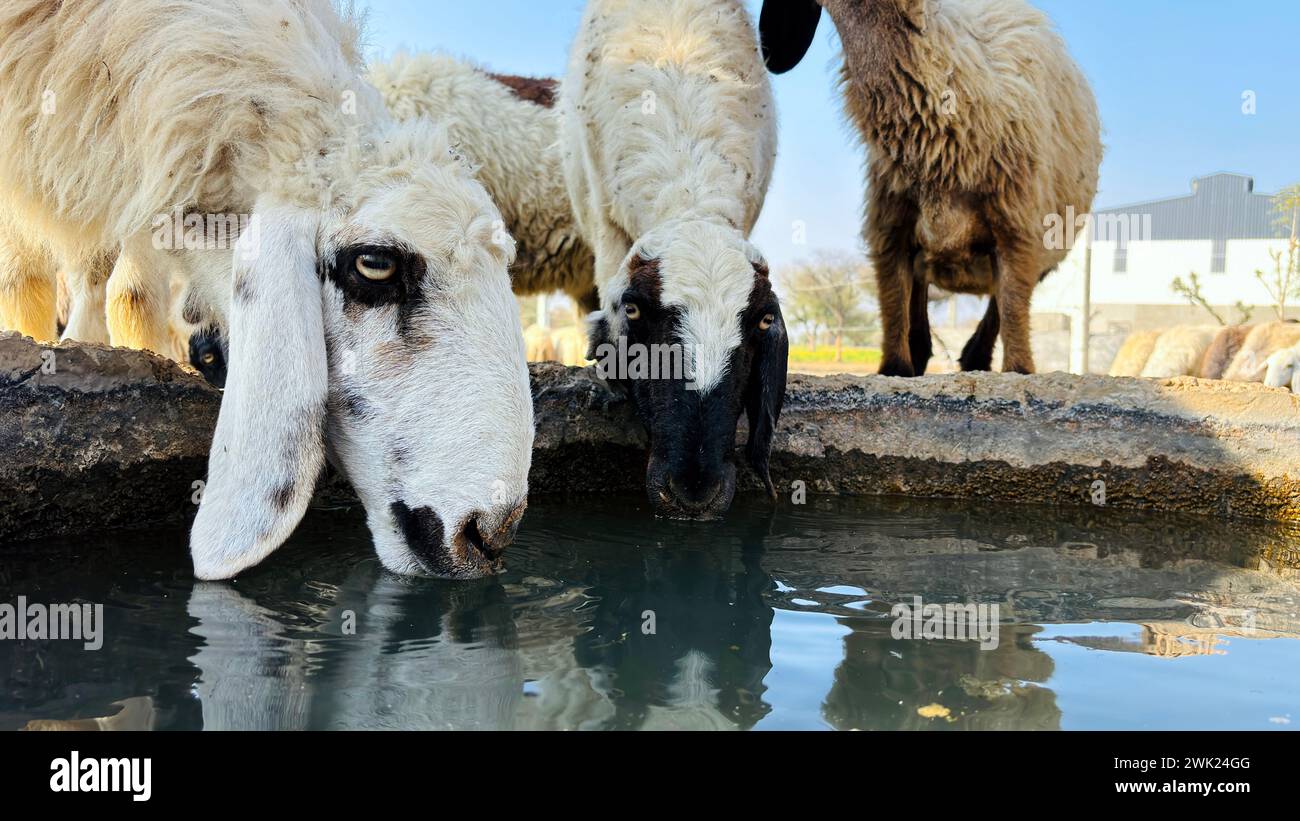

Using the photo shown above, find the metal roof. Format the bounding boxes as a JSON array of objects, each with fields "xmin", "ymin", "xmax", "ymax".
[
  {"xmin": 1090, "ymin": 173, "xmax": 1290, "ymax": 272},
  {"xmin": 1092, "ymin": 172, "xmax": 1288, "ymax": 242}
]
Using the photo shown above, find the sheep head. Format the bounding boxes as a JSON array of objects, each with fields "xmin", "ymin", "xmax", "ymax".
[
  {"xmin": 190, "ymin": 121, "xmax": 533, "ymax": 581},
  {"xmin": 587, "ymin": 220, "xmax": 787, "ymax": 519}
]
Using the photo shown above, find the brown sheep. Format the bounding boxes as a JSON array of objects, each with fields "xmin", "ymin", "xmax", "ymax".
[
  {"xmin": 760, "ymin": 0, "xmax": 1102, "ymax": 375},
  {"xmin": 1223, "ymin": 321, "xmax": 1300, "ymax": 382},
  {"xmin": 1196, "ymin": 325, "xmax": 1252, "ymax": 380},
  {"xmin": 1108, "ymin": 330, "xmax": 1161, "ymax": 377}
]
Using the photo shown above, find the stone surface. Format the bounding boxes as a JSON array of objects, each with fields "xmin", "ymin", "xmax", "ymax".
[
  {"xmin": 3, "ymin": 335, "xmax": 1300, "ymax": 542},
  {"xmin": 0, "ymin": 333, "xmax": 221, "ymax": 541}
]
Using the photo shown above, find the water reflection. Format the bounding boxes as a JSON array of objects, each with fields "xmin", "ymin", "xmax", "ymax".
[{"xmin": 3, "ymin": 495, "xmax": 1299, "ymax": 730}]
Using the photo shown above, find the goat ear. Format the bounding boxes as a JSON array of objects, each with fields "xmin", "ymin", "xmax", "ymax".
[
  {"xmin": 759, "ymin": 0, "xmax": 823, "ymax": 74},
  {"xmin": 745, "ymin": 303, "xmax": 789, "ymax": 501},
  {"xmin": 190, "ymin": 203, "xmax": 328, "ymax": 580}
]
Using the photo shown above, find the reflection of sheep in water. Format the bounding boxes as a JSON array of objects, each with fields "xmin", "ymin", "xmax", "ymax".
[
  {"xmin": 1223, "ymin": 321, "xmax": 1300, "ymax": 382},
  {"xmin": 1196, "ymin": 325, "xmax": 1252, "ymax": 380},
  {"xmin": 1108, "ymin": 330, "xmax": 1160, "ymax": 377},
  {"xmin": 1139, "ymin": 325, "xmax": 1218, "ymax": 378}
]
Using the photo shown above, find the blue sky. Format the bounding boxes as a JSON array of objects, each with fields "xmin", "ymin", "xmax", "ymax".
[{"xmin": 361, "ymin": 0, "xmax": 1300, "ymax": 270}]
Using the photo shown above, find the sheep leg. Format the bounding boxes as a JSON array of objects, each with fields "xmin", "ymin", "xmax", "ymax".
[
  {"xmin": 994, "ymin": 250, "xmax": 1036, "ymax": 374},
  {"xmin": 0, "ymin": 229, "xmax": 57, "ymax": 342},
  {"xmin": 907, "ymin": 268, "xmax": 933, "ymax": 375},
  {"xmin": 60, "ymin": 250, "xmax": 115, "ymax": 345},
  {"xmin": 876, "ymin": 259, "xmax": 914, "ymax": 377},
  {"xmin": 106, "ymin": 245, "xmax": 172, "ymax": 356},
  {"xmin": 959, "ymin": 295, "xmax": 1000, "ymax": 371}
]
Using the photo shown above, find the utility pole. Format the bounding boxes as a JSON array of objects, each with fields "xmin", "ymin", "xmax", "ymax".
[{"xmin": 1081, "ymin": 215, "xmax": 1093, "ymax": 375}]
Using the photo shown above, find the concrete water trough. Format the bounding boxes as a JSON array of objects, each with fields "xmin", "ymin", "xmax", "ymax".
[{"xmin": 3, "ymin": 332, "xmax": 1299, "ymax": 543}]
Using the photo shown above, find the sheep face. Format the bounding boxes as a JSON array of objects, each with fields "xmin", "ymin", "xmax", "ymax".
[
  {"xmin": 1264, "ymin": 347, "xmax": 1300, "ymax": 390},
  {"xmin": 589, "ymin": 222, "xmax": 787, "ymax": 519},
  {"xmin": 188, "ymin": 327, "xmax": 227, "ymax": 388},
  {"xmin": 190, "ymin": 140, "xmax": 534, "ymax": 581}
]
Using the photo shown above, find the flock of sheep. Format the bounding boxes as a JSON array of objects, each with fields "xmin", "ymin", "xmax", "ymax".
[
  {"xmin": 1109, "ymin": 321, "xmax": 1300, "ymax": 393},
  {"xmin": 0, "ymin": 0, "xmax": 1270, "ymax": 582}
]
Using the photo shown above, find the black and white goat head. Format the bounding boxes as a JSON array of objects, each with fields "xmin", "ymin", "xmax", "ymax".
[
  {"xmin": 189, "ymin": 125, "xmax": 533, "ymax": 582},
  {"xmin": 587, "ymin": 221, "xmax": 788, "ymax": 520}
]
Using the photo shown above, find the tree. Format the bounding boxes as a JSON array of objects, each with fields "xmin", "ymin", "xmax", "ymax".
[
  {"xmin": 1170, "ymin": 272, "xmax": 1254, "ymax": 326},
  {"xmin": 1258, "ymin": 184, "xmax": 1300, "ymax": 320},
  {"xmin": 780, "ymin": 251, "xmax": 877, "ymax": 362}
]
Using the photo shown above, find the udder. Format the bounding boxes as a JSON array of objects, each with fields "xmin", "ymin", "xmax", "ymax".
[{"xmin": 915, "ymin": 199, "xmax": 995, "ymax": 294}]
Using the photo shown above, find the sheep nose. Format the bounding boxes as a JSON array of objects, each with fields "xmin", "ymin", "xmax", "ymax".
[
  {"xmin": 667, "ymin": 476, "xmax": 724, "ymax": 513},
  {"xmin": 459, "ymin": 499, "xmax": 527, "ymax": 561}
]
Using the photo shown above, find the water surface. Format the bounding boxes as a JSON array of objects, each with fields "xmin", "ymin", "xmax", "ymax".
[{"xmin": 3, "ymin": 495, "xmax": 1299, "ymax": 730}]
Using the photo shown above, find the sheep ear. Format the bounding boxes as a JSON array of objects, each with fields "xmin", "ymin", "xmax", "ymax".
[
  {"xmin": 190, "ymin": 203, "xmax": 328, "ymax": 580},
  {"xmin": 758, "ymin": 0, "xmax": 823, "ymax": 74},
  {"xmin": 585, "ymin": 309, "xmax": 611, "ymax": 362},
  {"xmin": 745, "ymin": 303, "xmax": 789, "ymax": 501}
]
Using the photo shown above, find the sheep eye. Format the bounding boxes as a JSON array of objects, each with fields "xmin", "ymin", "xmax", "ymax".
[
  {"xmin": 624, "ymin": 303, "xmax": 642, "ymax": 321},
  {"xmin": 356, "ymin": 253, "xmax": 398, "ymax": 281},
  {"xmin": 201, "ymin": 352, "xmax": 216, "ymax": 365},
  {"xmin": 759, "ymin": 313, "xmax": 775, "ymax": 331}
]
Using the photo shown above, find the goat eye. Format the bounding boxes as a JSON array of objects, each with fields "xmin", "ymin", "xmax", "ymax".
[
  {"xmin": 201, "ymin": 352, "xmax": 216, "ymax": 365},
  {"xmin": 759, "ymin": 313, "xmax": 775, "ymax": 331},
  {"xmin": 356, "ymin": 253, "xmax": 398, "ymax": 281},
  {"xmin": 624, "ymin": 303, "xmax": 641, "ymax": 321}
]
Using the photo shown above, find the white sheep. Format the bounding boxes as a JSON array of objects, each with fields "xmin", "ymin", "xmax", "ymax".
[
  {"xmin": 1139, "ymin": 325, "xmax": 1219, "ymax": 379},
  {"xmin": 561, "ymin": 0, "xmax": 789, "ymax": 519},
  {"xmin": 1264, "ymin": 343, "xmax": 1300, "ymax": 393},
  {"xmin": 368, "ymin": 53, "xmax": 598, "ymax": 312},
  {"xmin": 0, "ymin": 0, "xmax": 534, "ymax": 580},
  {"xmin": 760, "ymin": 0, "xmax": 1102, "ymax": 375}
]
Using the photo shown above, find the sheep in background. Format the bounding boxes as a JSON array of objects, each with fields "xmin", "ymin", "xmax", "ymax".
[
  {"xmin": 0, "ymin": 0, "xmax": 534, "ymax": 580},
  {"xmin": 1108, "ymin": 330, "xmax": 1161, "ymax": 378},
  {"xmin": 368, "ymin": 53, "xmax": 598, "ymax": 312},
  {"xmin": 1197, "ymin": 325, "xmax": 1252, "ymax": 380},
  {"xmin": 562, "ymin": 0, "xmax": 787, "ymax": 519},
  {"xmin": 760, "ymin": 0, "xmax": 1102, "ymax": 375},
  {"xmin": 523, "ymin": 323, "xmax": 558, "ymax": 362},
  {"xmin": 551, "ymin": 325, "xmax": 591, "ymax": 367},
  {"xmin": 1223, "ymin": 321, "xmax": 1300, "ymax": 382},
  {"xmin": 1264, "ymin": 343, "xmax": 1300, "ymax": 392},
  {"xmin": 1139, "ymin": 325, "xmax": 1218, "ymax": 379}
]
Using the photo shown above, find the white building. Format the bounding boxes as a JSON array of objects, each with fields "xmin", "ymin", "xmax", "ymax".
[{"xmin": 1032, "ymin": 172, "xmax": 1296, "ymax": 373}]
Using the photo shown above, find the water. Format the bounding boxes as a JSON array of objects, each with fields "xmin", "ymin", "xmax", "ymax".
[{"xmin": 3, "ymin": 495, "xmax": 1299, "ymax": 730}]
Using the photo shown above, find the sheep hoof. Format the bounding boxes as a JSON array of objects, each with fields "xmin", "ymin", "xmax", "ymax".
[{"xmin": 879, "ymin": 357, "xmax": 915, "ymax": 378}]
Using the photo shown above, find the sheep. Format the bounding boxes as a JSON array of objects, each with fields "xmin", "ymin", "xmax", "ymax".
[
  {"xmin": 1263, "ymin": 342, "xmax": 1300, "ymax": 392},
  {"xmin": 561, "ymin": 0, "xmax": 787, "ymax": 519},
  {"xmin": 1139, "ymin": 325, "xmax": 1218, "ymax": 379},
  {"xmin": 551, "ymin": 325, "xmax": 591, "ymax": 367},
  {"xmin": 1107, "ymin": 330, "xmax": 1161, "ymax": 378},
  {"xmin": 1223, "ymin": 321, "xmax": 1300, "ymax": 382},
  {"xmin": 0, "ymin": 0, "xmax": 535, "ymax": 580},
  {"xmin": 759, "ymin": 0, "xmax": 1103, "ymax": 375},
  {"xmin": 1197, "ymin": 325, "xmax": 1252, "ymax": 380},
  {"xmin": 524, "ymin": 322, "xmax": 558, "ymax": 363},
  {"xmin": 368, "ymin": 53, "xmax": 598, "ymax": 312}
]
